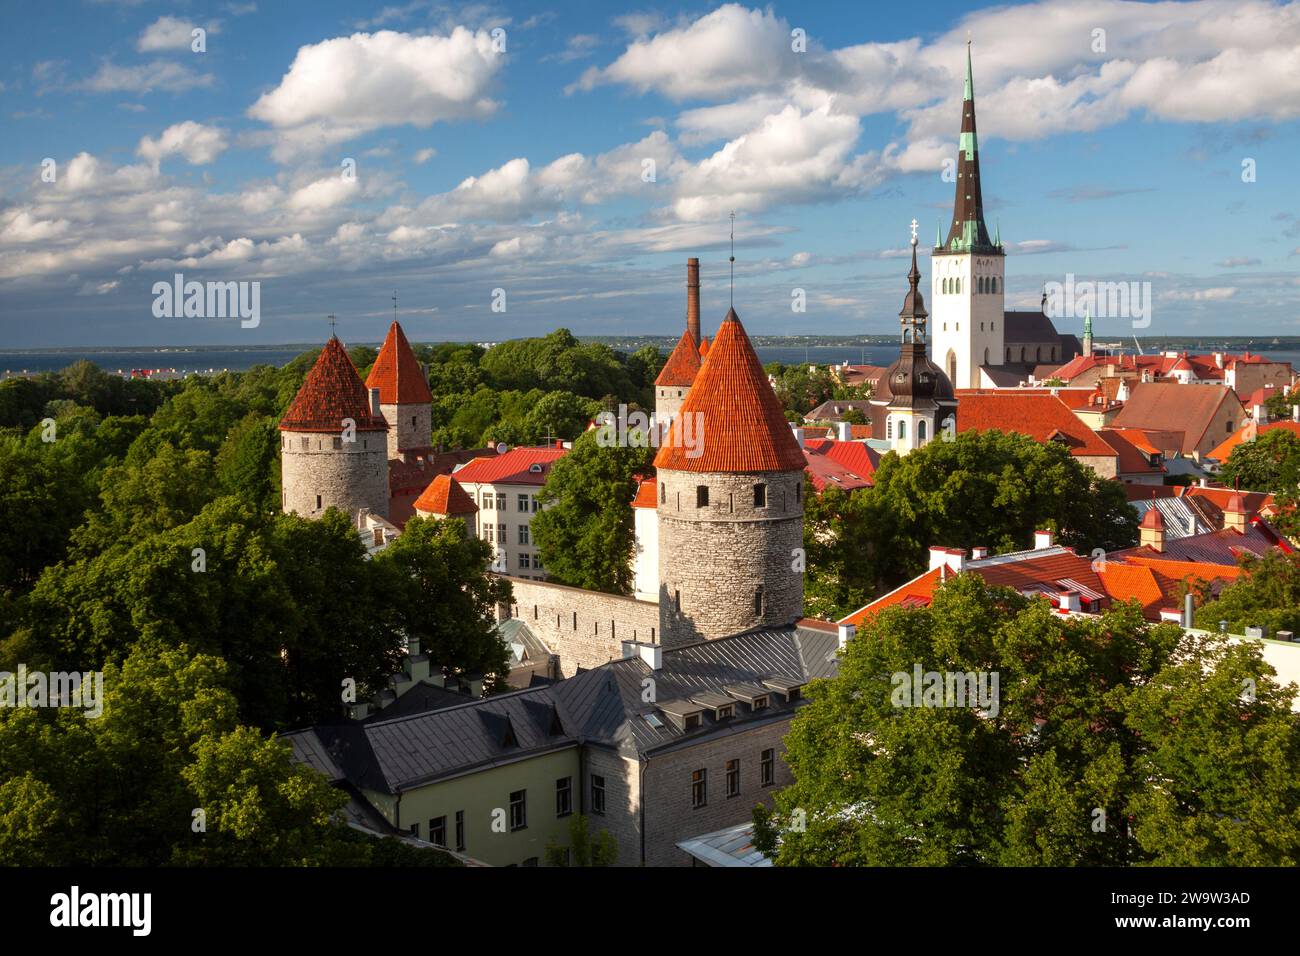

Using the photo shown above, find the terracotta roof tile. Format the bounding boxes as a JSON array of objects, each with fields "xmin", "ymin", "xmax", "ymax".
[
  {"xmin": 655, "ymin": 330, "xmax": 702, "ymax": 387},
  {"xmin": 632, "ymin": 476, "xmax": 658, "ymax": 509},
  {"xmin": 413, "ymin": 473, "xmax": 479, "ymax": 515},
  {"xmin": 699, "ymin": 337, "xmax": 710, "ymax": 358},
  {"xmin": 452, "ymin": 445, "xmax": 567, "ymax": 486},
  {"xmin": 366, "ymin": 321, "xmax": 432, "ymax": 405},
  {"xmin": 279, "ymin": 337, "xmax": 389, "ymax": 434},
  {"xmin": 1208, "ymin": 420, "xmax": 1300, "ymax": 461},
  {"xmin": 654, "ymin": 308, "xmax": 807, "ymax": 473},
  {"xmin": 956, "ymin": 392, "xmax": 1118, "ymax": 459},
  {"xmin": 838, "ymin": 567, "xmax": 945, "ymax": 626},
  {"xmin": 1111, "ymin": 382, "xmax": 1242, "ymax": 454}
]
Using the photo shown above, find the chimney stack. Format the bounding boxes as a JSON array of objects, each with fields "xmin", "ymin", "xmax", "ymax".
[
  {"xmin": 1034, "ymin": 529, "xmax": 1055, "ymax": 550},
  {"xmin": 837, "ymin": 623, "xmax": 856, "ymax": 649},
  {"xmin": 1224, "ymin": 493, "xmax": 1250, "ymax": 534},
  {"xmin": 369, "ymin": 386, "xmax": 382, "ymax": 417},
  {"xmin": 1139, "ymin": 507, "xmax": 1165, "ymax": 553},
  {"xmin": 686, "ymin": 258, "xmax": 701, "ymax": 343}
]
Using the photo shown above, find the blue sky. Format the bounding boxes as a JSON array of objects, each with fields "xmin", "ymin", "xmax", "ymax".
[{"xmin": 1, "ymin": 0, "xmax": 1298, "ymax": 347}]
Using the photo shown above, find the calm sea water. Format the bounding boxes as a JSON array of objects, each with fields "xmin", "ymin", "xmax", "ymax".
[{"xmin": 4, "ymin": 345, "xmax": 1299, "ymax": 378}]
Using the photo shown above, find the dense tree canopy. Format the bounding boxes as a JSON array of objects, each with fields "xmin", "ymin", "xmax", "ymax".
[
  {"xmin": 755, "ymin": 574, "xmax": 1300, "ymax": 866},
  {"xmin": 1197, "ymin": 549, "xmax": 1300, "ymax": 638}
]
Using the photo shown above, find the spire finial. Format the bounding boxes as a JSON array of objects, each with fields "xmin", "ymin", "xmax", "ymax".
[
  {"xmin": 909, "ymin": 218, "xmax": 919, "ymax": 246},
  {"xmin": 327, "ymin": 313, "xmax": 337, "ymax": 336},
  {"xmin": 729, "ymin": 210, "xmax": 736, "ymax": 307},
  {"xmin": 392, "ymin": 290, "xmax": 397, "ymax": 325},
  {"xmin": 964, "ymin": 36, "xmax": 974, "ymax": 101}
]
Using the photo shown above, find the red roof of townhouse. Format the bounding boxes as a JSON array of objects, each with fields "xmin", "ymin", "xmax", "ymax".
[
  {"xmin": 1110, "ymin": 382, "xmax": 1243, "ymax": 455},
  {"xmin": 1208, "ymin": 420, "xmax": 1300, "ymax": 461},
  {"xmin": 279, "ymin": 337, "xmax": 389, "ymax": 434},
  {"xmin": 1096, "ymin": 428, "xmax": 1165, "ymax": 476},
  {"xmin": 1113, "ymin": 516, "xmax": 1289, "ymax": 565},
  {"xmin": 802, "ymin": 438, "xmax": 877, "ymax": 492},
  {"xmin": 655, "ymin": 330, "xmax": 702, "ymax": 387},
  {"xmin": 365, "ymin": 321, "xmax": 432, "ymax": 405},
  {"xmin": 632, "ymin": 476, "xmax": 658, "ymax": 509},
  {"xmin": 413, "ymin": 473, "xmax": 479, "ymax": 516},
  {"xmin": 453, "ymin": 445, "xmax": 568, "ymax": 486},
  {"xmin": 655, "ymin": 308, "xmax": 807, "ymax": 474},
  {"xmin": 955, "ymin": 392, "xmax": 1118, "ymax": 459}
]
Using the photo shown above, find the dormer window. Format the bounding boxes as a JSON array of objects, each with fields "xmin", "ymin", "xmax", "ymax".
[
  {"xmin": 752, "ymin": 695, "xmax": 769, "ymax": 711},
  {"xmin": 716, "ymin": 704, "xmax": 734, "ymax": 719},
  {"xmin": 684, "ymin": 713, "xmax": 701, "ymax": 731}
]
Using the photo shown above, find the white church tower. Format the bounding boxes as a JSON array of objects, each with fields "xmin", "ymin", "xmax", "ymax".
[{"xmin": 931, "ymin": 43, "xmax": 1006, "ymax": 390}]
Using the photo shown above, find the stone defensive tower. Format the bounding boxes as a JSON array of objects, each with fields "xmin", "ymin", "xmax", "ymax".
[
  {"xmin": 366, "ymin": 321, "xmax": 433, "ymax": 460},
  {"xmin": 280, "ymin": 336, "xmax": 390, "ymax": 524},
  {"xmin": 654, "ymin": 307, "xmax": 807, "ymax": 645}
]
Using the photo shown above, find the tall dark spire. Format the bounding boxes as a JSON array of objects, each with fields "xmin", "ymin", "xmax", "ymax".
[
  {"xmin": 899, "ymin": 220, "xmax": 928, "ymax": 343},
  {"xmin": 941, "ymin": 43, "xmax": 1000, "ymax": 255}
]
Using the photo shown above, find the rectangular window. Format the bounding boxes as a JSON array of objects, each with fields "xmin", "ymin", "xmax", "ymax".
[
  {"xmin": 429, "ymin": 816, "xmax": 447, "ymax": 847},
  {"xmin": 485, "ymin": 524, "xmax": 494, "ymax": 543},
  {"xmin": 591, "ymin": 775, "xmax": 606, "ymax": 815},
  {"xmin": 332, "ymin": 437, "xmax": 342, "ymax": 450},
  {"xmin": 481, "ymin": 492, "xmax": 491, "ymax": 509},
  {"xmin": 691, "ymin": 769, "xmax": 707, "ymax": 809},
  {"xmin": 726, "ymin": 760, "xmax": 740, "ymax": 798},
  {"xmin": 753, "ymin": 484, "xmax": 767, "ymax": 508},
  {"xmin": 315, "ymin": 495, "xmax": 322, "ymax": 510},
  {"xmin": 752, "ymin": 695, "xmax": 769, "ymax": 711},
  {"xmin": 409, "ymin": 822, "xmax": 420, "ymax": 838},
  {"xmin": 696, "ymin": 485, "xmax": 709, "ymax": 507},
  {"xmin": 518, "ymin": 494, "xmax": 529, "ymax": 512},
  {"xmin": 684, "ymin": 713, "xmax": 702, "ymax": 731},
  {"xmin": 509, "ymin": 789, "xmax": 527, "ymax": 831},
  {"xmin": 455, "ymin": 810, "xmax": 465, "ymax": 852},
  {"xmin": 498, "ymin": 523, "xmax": 506, "ymax": 541},
  {"xmin": 556, "ymin": 777, "xmax": 573, "ymax": 818},
  {"xmin": 534, "ymin": 555, "xmax": 544, "ymax": 571},
  {"xmin": 518, "ymin": 525, "xmax": 529, "ymax": 545},
  {"xmin": 761, "ymin": 749, "xmax": 775, "ymax": 787},
  {"xmin": 496, "ymin": 493, "xmax": 507, "ymax": 510},
  {"xmin": 519, "ymin": 553, "xmax": 531, "ymax": 569}
]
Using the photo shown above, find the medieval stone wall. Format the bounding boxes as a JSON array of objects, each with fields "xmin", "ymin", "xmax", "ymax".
[
  {"xmin": 381, "ymin": 402, "xmax": 432, "ymax": 458},
  {"xmin": 656, "ymin": 469, "xmax": 804, "ymax": 645},
  {"xmin": 281, "ymin": 430, "xmax": 389, "ymax": 523},
  {"xmin": 503, "ymin": 576, "xmax": 660, "ymax": 677}
]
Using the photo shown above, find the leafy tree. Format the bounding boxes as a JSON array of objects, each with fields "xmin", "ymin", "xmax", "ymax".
[
  {"xmin": 216, "ymin": 413, "xmax": 282, "ymax": 512},
  {"xmin": 767, "ymin": 363, "xmax": 835, "ymax": 417},
  {"xmin": 544, "ymin": 814, "xmax": 618, "ymax": 866},
  {"xmin": 531, "ymin": 430, "xmax": 653, "ymax": 594},
  {"xmin": 1219, "ymin": 428, "xmax": 1300, "ymax": 493},
  {"xmin": 840, "ymin": 407, "xmax": 867, "ymax": 425},
  {"xmin": 801, "ymin": 480, "xmax": 881, "ymax": 619},
  {"xmin": 754, "ymin": 574, "xmax": 1300, "ymax": 866},
  {"xmin": 1196, "ymin": 550, "xmax": 1300, "ymax": 637},
  {"xmin": 376, "ymin": 516, "xmax": 512, "ymax": 690},
  {"xmin": 1263, "ymin": 390, "xmax": 1298, "ymax": 423}
]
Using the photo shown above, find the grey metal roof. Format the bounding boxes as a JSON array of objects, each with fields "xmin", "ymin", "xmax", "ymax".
[
  {"xmin": 289, "ymin": 625, "xmax": 841, "ymax": 792},
  {"xmin": 676, "ymin": 822, "xmax": 773, "ymax": 867}
]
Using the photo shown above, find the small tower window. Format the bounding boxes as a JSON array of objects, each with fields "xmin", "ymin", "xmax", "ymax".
[
  {"xmin": 675, "ymin": 590, "xmax": 681, "ymax": 611},
  {"xmin": 886, "ymin": 418, "xmax": 893, "ymax": 440},
  {"xmin": 696, "ymin": 485, "xmax": 709, "ymax": 508},
  {"xmin": 660, "ymin": 482, "xmax": 666, "ymax": 504},
  {"xmin": 753, "ymin": 484, "xmax": 767, "ymax": 508},
  {"xmin": 411, "ymin": 415, "xmax": 416, "ymax": 427},
  {"xmin": 795, "ymin": 483, "xmax": 801, "ymax": 503},
  {"xmin": 315, "ymin": 495, "xmax": 322, "ymax": 510},
  {"xmin": 754, "ymin": 588, "xmax": 764, "ymax": 617},
  {"xmin": 918, "ymin": 420, "xmax": 927, "ymax": 442},
  {"xmin": 898, "ymin": 420, "xmax": 908, "ymax": 441}
]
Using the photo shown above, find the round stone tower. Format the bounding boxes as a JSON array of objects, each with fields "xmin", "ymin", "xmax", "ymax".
[
  {"xmin": 654, "ymin": 307, "xmax": 807, "ymax": 645},
  {"xmin": 280, "ymin": 335, "xmax": 391, "ymax": 525},
  {"xmin": 366, "ymin": 320, "xmax": 433, "ymax": 460}
]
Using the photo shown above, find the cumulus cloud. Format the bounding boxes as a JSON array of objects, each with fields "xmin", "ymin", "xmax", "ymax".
[
  {"xmin": 81, "ymin": 60, "xmax": 214, "ymax": 94},
  {"xmin": 137, "ymin": 122, "xmax": 229, "ymax": 166},
  {"xmin": 248, "ymin": 28, "xmax": 505, "ymax": 162}
]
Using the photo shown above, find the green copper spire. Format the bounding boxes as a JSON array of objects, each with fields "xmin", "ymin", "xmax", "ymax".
[
  {"xmin": 939, "ymin": 42, "xmax": 999, "ymax": 257},
  {"xmin": 936, "ymin": 221, "xmax": 943, "ymax": 249},
  {"xmin": 964, "ymin": 40, "xmax": 974, "ymax": 101},
  {"xmin": 1083, "ymin": 309, "xmax": 1093, "ymax": 338},
  {"xmin": 994, "ymin": 219, "xmax": 1001, "ymax": 247}
]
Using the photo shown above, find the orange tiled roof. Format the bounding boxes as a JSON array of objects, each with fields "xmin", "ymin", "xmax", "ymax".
[
  {"xmin": 838, "ymin": 567, "xmax": 945, "ymax": 626},
  {"xmin": 654, "ymin": 308, "xmax": 807, "ymax": 474},
  {"xmin": 1208, "ymin": 420, "xmax": 1300, "ymax": 461},
  {"xmin": 279, "ymin": 337, "xmax": 389, "ymax": 434},
  {"xmin": 413, "ymin": 473, "xmax": 478, "ymax": 515},
  {"xmin": 366, "ymin": 321, "xmax": 432, "ymax": 405},
  {"xmin": 1096, "ymin": 428, "xmax": 1164, "ymax": 475},
  {"xmin": 957, "ymin": 392, "xmax": 1118, "ymax": 459},
  {"xmin": 1111, "ymin": 382, "xmax": 1242, "ymax": 454},
  {"xmin": 655, "ymin": 330, "xmax": 702, "ymax": 387},
  {"xmin": 632, "ymin": 476, "xmax": 658, "ymax": 509},
  {"xmin": 699, "ymin": 336, "xmax": 710, "ymax": 358},
  {"xmin": 453, "ymin": 445, "xmax": 568, "ymax": 485}
]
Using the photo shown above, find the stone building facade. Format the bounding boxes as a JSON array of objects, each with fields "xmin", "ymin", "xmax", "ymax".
[{"xmin": 366, "ymin": 320, "xmax": 434, "ymax": 460}]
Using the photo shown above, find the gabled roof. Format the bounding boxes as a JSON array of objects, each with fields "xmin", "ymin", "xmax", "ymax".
[
  {"xmin": 1003, "ymin": 311, "xmax": 1063, "ymax": 345},
  {"xmin": 956, "ymin": 392, "xmax": 1118, "ymax": 459},
  {"xmin": 802, "ymin": 439, "xmax": 877, "ymax": 492},
  {"xmin": 413, "ymin": 473, "xmax": 479, "ymax": 516},
  {"xmin": 1096, "ymin": 428, "xmax": 1164, "ymax": 475},
  {"xmin": 1112, "ymin": 518, "xmax": 1288, "ymax": 565},
  {"xmin": 1208, "ymin": 420, "xmax": 1300, "ymax": 462},
  {"xmin": 452, "ymin": 445, "xmax": 567, "ymax": 486},
  {"xmin": 366, "ymin": 321, "xmax": 432, "ymax": 405},
  {"xmin": 655, "ymin": 329, "xmax": 702, "ymax": 387},
  {"xmin": 1110, "ymin": 382, "xmax": 1242, "ymax": 454},
  {"xmin": 655, "ymin": 308, "xmax": 807, "ymax": 474},
  {"xmin": 279, "ymin": 336, "xmax": 389, "ymax": 434}
]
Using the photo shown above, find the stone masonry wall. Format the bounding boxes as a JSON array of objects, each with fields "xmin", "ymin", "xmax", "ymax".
[
  {"xmin": 503, "ymin": 577, "xmax": 659, "ymax": 677},
  {"xmin": 641, "ymin": 717, "xmax": 796, "ymax": 867},
  {"xmin": 381, "ymin": 401, "xmax": 432, "ymax": 459},
  {"xmin": 657, "ymin": 469, "xmax": 804, "ymax": 645},
  {"xmin": 281, "ymin": 429, "xmax": 389, "ymax": 523},
  {"xmin": 583, "ymin": 746, "xmax": 643, "ymax": 867},
  {"xmin": 655, "ymin": 385, "xmax": 688, "ymax": 431}
]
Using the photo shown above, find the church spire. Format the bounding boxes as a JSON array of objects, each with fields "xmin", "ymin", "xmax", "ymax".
[
  {"xmin": 942, "ymin": 42, "xmax": 999, "ymax": 255},
  {"xmin": 900, "ymin": 219, "xmax": 928, "ymax": 342}
]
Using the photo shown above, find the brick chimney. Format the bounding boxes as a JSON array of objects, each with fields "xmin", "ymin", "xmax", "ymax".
[
  {"xmin": 1224, "ymin": 493, "xmax": 1250, "ymax": 534},
  {"xmin": 686, "ymin": 257, "xmax": 701, "ymax": 343},
  {"xmin": 1139, "ymin": 507, "xmax": 1165, "ymax": 553}
]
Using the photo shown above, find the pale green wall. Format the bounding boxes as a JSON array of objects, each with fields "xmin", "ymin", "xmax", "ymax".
[{"xmin": 366, "ymin": 747, "xmax": 582, "ymax": 867}]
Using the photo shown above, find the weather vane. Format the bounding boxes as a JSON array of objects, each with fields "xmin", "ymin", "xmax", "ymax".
[
  {"xmin": 392, "ymin": 291, "xmax": 397, "ymax": 324},
  {"xmin": 729, "ymin": 211, "xmax": 736, "ymax": 307},
  {"xmin": 327, "ymin": 313, "xmax": 336, "ymax": 335}
]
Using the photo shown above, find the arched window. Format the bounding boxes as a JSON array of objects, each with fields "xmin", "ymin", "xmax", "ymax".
[
  {"xmin": 1050, "ymin": 347, "xmax": 1056, "ymax": 361},
  {"xmin": 898, "ymin": 420, "xmax": 908, "ymax": 441},
  {"xmin": 918, "ymin": 420, "xmax": 927, "ymax": 442},
  {"xmin": 984, "ymin": 347, "xmax": 990, "ymax": 365},
  {"xmin": 1020, "ymin": 347, "xmax": 1026, "ymax": 362},
  {"xmin": 992, "ymin": 277, "xmax": 998, "ymax": 293},
  {"xmin": 948, "ymin": 351, "xmax": 958, "ymax": 383},
  {"xmin": 943, "ymin": 278, "xmax": 949, "ymax": 294},
  {"xmin": 1036, "ymin": 347, "xmax": 1042, "ymax": 362},
  {"xmin": 1006, "ymin": 348, "xmax": 1012, "ymax": 362}
]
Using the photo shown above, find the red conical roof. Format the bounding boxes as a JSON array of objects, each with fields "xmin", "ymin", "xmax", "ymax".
[
  {"xmin": 654, "ymin": 308, "xmax": 805, "ymax": 473},
  {"xmin": 366, "ymin": 321, "xmax": 432, "ymax": 405},
  {"xmin": 1140, "ymin": 507, "xmax": 1164, "ymax": 530},
  {"xmin": 699, "ymin": 336, "xmax": 710, "ymax": 358},
  {"xmin": 279, "ymin": 337, "xmax": 389, "ymax": 433},
  {"xmin": 413, "ymin": 473, "xmax": 478, "ymax": 516},
  {"xmin": 655, "ymin": 329, "xmax": 702, "ymax": 387}
]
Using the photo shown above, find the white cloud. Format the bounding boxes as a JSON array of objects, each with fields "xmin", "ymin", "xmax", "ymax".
[
  {"xmin": 287, "ymin": 175, "xmax": 360, "ymax": 213},
  {"xmin": 248, "ymin": 28, "xmax": 505, "ymax": 161},
  {"xmin": 413, "ymin": 147, "xmax": 437, "ymax": 164},
  {"xmin": 137, "ymin": 122, "xmax": 229, "ymax": 166},
  {"xmin": 1160, "ymin": 287, "xmax": 1238, "ymax": 301},
  {"xmin": 81, "ymin": 60, "xmax": 214, "ymax": 94},
  {"xmin": 137, "ymin": 16, "xmax": 217, "ymax": 52}
]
